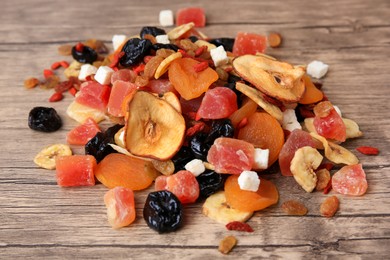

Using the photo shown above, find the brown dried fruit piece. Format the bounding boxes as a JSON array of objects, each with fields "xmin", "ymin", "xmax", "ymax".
[
  {"xmin": 320, "ymin": 196, "xmax": 339, "ymax": 218},
  {"xmin": 268, "ymin": 32, "xmax": 282, "ymax": 48},
  {"xmin": 281, "ymin": 200, "xmax": 308, "ymax": 216},
  {"xmin": 124, "ymin": 91, "xmax": 186, "ymax": 160},
  {"xmin": 316, "ymin": 168, "xmax": 331, "ymax": 191},
  {"xmin": 24, "ymin": 77, "xmax": 40, "ymax": 89},
  {"xmin": 218, "ymin": 235, "xmax": 237, "ymax": 254},
  {"xmin": 233, "ymin": 54, "xmax": 305, "ymax": 103}
]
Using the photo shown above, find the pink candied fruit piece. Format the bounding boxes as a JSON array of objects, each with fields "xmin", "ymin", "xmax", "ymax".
[
  {"xmin": 56, "ymin": 155, "xmax": 96, "ymax": 187},
  {"xmin": 111, "ymin": 69, "xmax": 137, "ymax": 84},
  {"xmin": 314, "ymin": 108, "xmax": 346, "ymax": 142},
  {"xmin": 104, "ymin": 186, "xmax": 136, "ymax": 229},
  {"xmin": 176, "ymin": 7, "xmax": 206, "ymax": 27},
  {"xmin": 107, "ymin": 80, "xmax": 137, "ymax": 117},
  {"xmin": 232, "ymin": 32, "xmax": 267, "ymax": 56},
  {"xmin": 196, "ymin": 87, "xmax": 238, "ymax": 120},
  {"xmin": 66, "ymin": 117, "xmax": 101, "ymax": 145},
  {"xmin": 332, "ymin": 164, "xmax": 368, "ymax": 196},
  {"xmin": 207, "ymin": 137, "xmax": 255, "ymax": 174},
  {"xmin": 75, "ymin": 81, "xmax": 111, "ymax": 111}
]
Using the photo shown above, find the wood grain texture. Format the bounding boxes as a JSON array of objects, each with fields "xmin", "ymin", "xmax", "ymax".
[{"xmin": 0, "ymin": 0, "xmax": 389, "ymax": 259}]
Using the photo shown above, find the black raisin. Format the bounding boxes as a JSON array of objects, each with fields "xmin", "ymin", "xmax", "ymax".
[
  {"xmin": 28, "ymin": 107, "xmax": 62, "ymax": 132},
  {"xmin": 205, "ymin": 119, "xmax": 235, "ymax": 144},
  {"xmin": 151, "ymin": 43, "xmax": 179, "ymax": 52},
  {"xmin": 209, "ymin": 38, "xmax": 235, "ymax": 52},
  {"xmin": 143, "ymin": 190, "xmax": 183, "ymax": 233},
  {"xmin": 196, "ymin": 170, "xmax": 225, "ymax": 198},
  {"xmin": 119, "ymin": 38, "xmax": 152, "ymax": 67},
  {"xmin": 189, "ymin": 132, "xmax": 211, "ymax": 161},
  {"xmin": 71, "ymin": 45, "xmax": 97, "ymax": 64},
  {"xmin": 171, "ymin": 146, "xmax": 194, "ymax": 171},
  {"xmin": 85, "ymin": 125, "xmax": 123, "ymax": 162},
  {"xmin": 140, "ymin": 26, "xmax": 166, "ymax": 38}
]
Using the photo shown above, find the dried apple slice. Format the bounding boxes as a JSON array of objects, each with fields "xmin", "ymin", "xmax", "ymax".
[
  {"xmin": 233, "ymin": 54, "xmax": 305, "ymax": 103},
  {"xmin": 124, "ymin": 91, "xmax": 185, "ymax": 160}
]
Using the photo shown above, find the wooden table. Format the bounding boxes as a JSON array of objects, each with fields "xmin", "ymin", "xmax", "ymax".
[{"xmin": 1, "ymin": 0, "xmax": 389, "ymax": 258}]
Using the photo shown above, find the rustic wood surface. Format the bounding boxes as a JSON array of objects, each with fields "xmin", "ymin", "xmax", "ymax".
[{"xmin": 1, "ymin": 0, "xmax": 389, "ymax": 259}]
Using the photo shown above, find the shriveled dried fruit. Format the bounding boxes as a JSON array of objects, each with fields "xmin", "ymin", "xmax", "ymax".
[
  {"xmin": 226, "ymin": 221, "xmax": 254, "ymax": 232},
  {"xmin": 267, "ymin": 32, "xmax": 282, "ymax": 48},
  {"xmin": 290, "ymin": 146, "xmax": 323, "ymax": 192},
  {"xmin": 320, "ymin": 196, "xmax": 339, "ymax": 218},
  {"xmin": 24, "ymin": 77, "xmax": 40, "ymax": 89},
  {"xmin": 28, "ymin": 107, "xmax": 62, "ymax": 132},
  {"xmin": 218, "ymin": 235, "xmax": 237, "ymax": 254},
  {"xmin": 315, "ymin": 168, "xmax": 331, "ymax": 191},
  {"xmin": 356, "ymin": 146, "xmax": 379, "ymax": 155},
  {"xmin": 281, "ymin": 200, "xmax": 308, "ymax": 216},
  {"xmin": 34, "ymin": 144, "xmax": 72, "ymax": 170},
  {"xmin": 152, "ymin": 159, "xmax": 175, "ymax": 176}
]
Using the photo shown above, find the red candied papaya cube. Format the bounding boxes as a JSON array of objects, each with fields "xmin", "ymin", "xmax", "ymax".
[
  {"xmin": 56, "ymin": 155, "xmax": 96, "ymax": 187},
  {"xmin": 232, "ymin": 32, "xmax": 267, "ymax": 56},
  {"xmin": 176, "ymin": 7, "xmax": 206, "ymax": 27}
]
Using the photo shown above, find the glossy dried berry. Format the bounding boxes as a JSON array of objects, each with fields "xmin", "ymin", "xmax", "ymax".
[
  {"xmin": 189, "ymin": 132, "xmax": 211, "ymax": 161},
  {"xmin": 171, "ymin": 146, "xmax": 195, "ymax": 171},
  {"xmin": 226, "ymin": 221, "xmax": 254, "ymax": 232},
  {"xmin": 143, "ymin": 190, "xmax": 183, "ymax": 233},
  {"xmin": 209, "ymin": 38, "xmax": 235, "ymax": 52},
  {"xmin": 196, "ymin": 170, "xmax": 225, "ymax": 198},
  {"xmin": 28, "ymin": 107, "xmax": 62, "ymax": 132},
  {"xmin": 120, "ymin": 38, "xmax": 153, "ymax": 67},
  {"xmin": 71, "ymin": 44, "xmax": 97, "ymax": 64},
  {"xmin": 140, "ymin": 26, "xmax": 166, "ymax": 38},
  {"xmin": 205, "ymin": 119, "xmax": 235, "ymax": 143}
]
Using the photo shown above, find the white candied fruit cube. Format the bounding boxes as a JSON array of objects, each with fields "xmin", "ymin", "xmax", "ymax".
[
  {"xmin": 78, "ymin": 64, "xmax": 97, "ymax": 81},
  {"xmin": 282, "ymin": 109, "xmax": 302, "ymax": 132},
  {"xmin": 238, "ymin": 171, "xmax": 260, "ymax": 192},
  {"xmin": 155, "ymin": 34, "xmax": 170, "ymax": 44},
  {"xmin": 253, "ymin": 148, "xmax": 269, "ymax": 170},
  {"xmin": 112, "ymin": 34, "xmax": 127, "ymax": 51},
  {"xmin": 159, "ymin": 10, "xmax": 174, "ymax": 27},
  {"xmin": 185, "ymin": 159, "xmax": 205, "ymax": 177},
  {"xmin": 307, "ymin": 60, "xmax": 329, "ymax": 79},
  {"xmin": 94, "ymin": 66, "xmax": 114, "ymax": 85},
  {"xmin": 210, "ymin": 45, "xmax": 229, "ymax": 67}
]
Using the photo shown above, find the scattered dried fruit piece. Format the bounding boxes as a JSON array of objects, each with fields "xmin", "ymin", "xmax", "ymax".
[
  {"xmin": 34, "ymin": 144, "xmax": 72, "ymax": 170},
  {"xmin": 356, "ymin": 146, "xmax": 379, "ymax": 155},
  {"xmin": 290, "ymin": 146, "xmax": 323, "ymax": 192},
  {"xmin": 151, "ymin": 159, "xmax": 175, "ymax": 176},
  {"xmin": 332, "ymin": 164, "xmax": 368, "ymax": 196},
  {"xmin": 218, "ymin": 235, "xmax": 237, "ymax": 254},
  {"xmin": 304, "ymin": 117, "xmax": 363, "ymax": 140},
  {"xmin": 202, "ymin": 191, "xmax": 253, "ymax": 224},
  {"xmin": 226, "ymin": 221, "xmax": 254, "ymax": 232},
  {"xmin": 24, "ymin": 77, "xmax": 40, "ymax": 89},
  {"xmin": 104, "ymin": 187, "xmax": 136, "ymax": 229},
  {"xmin": 315, "ymin": 168, "xmax": 331, "ymax": 191},
  {"xmin": 281, "ymin": 200, "xmax": 308, "ymax": 216},
  {"xmin": 267, "ymin": 32, "xmax": 282, "ymax": 48},
  {"xmin": 233, "ymin": 54, "xmax": 305, "ymax": 103},
  {"xmin": 124, "ymin": 91, "xmax": 186, "ymax": 160},
  {"xmin": 320, "ymin": 196, "xmax": 339, "ymax": 218},
  {"xmin": 56, "ymin": 155, "xmax": 96, "ymax": 187}
]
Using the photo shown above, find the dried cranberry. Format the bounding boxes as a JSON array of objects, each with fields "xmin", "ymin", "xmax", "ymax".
[
  {"xmin": 143, "ymin": 190, "xmax": 183, "ymax": 233},
  {"xmin": 28, "ymin": 107, "xmax": 62, "ymax": 132}
]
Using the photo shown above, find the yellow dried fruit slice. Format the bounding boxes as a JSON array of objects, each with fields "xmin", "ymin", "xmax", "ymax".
[
  {"xmin": 194, "ymin": 39, "xmax": 216, "ymax": 51},
  {"xmin": 167, "ymin": 22, "xmax": 195, "ymax": 40},
  {"xmin": 310, "ymin": 132, "xmax": 359, "ymax": 165},
  {"xmin": 154, "ymin": 52, "xmax": 182, "ymax": 79},
  {"xmin": 235, "ymin": 82, "xmax": 283, "ymax": 122},
  {"xmin": 233, "ymin": 54, "xmax": 305, "ymax": 103},
  {"xmin": 34, "ymin": 144, "xmax": 72, "ymax": 170},
  {"xmin": 290, "ymin": 146, "xmax": 323, "ymax": 192},
  {"xmin": 124, "ymin": 91, "xmax": 185, "ymax": 160}
]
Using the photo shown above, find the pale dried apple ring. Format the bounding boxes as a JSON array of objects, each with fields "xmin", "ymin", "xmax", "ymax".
[
  {"xmin": 233, "ymin": 54, "xmax": 305, "ymax": 103},
  {"xmin": 290, "ymin": 146, "xmax": 322, "ymax": 192},
  {"xmin": 154, "ymin": 52, "xmax": 182, "ymax": 79},
  {"xmin": 167, "ymin": 22, "xmax": 195, "ymax": 40},
  {"xmin": 310, "ymin": 132, "xmax": 359, "ymax": 165},
  {"xmin": 304, "ymin": 117, "xmax": 363, "ymax": 139},
  {"xmin": 235, "ymin": 82, "xmax": 283, "ymax": 122}
]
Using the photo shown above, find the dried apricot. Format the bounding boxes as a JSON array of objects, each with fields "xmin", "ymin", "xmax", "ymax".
[{"xmin": 299, "ymin": 75, "xmax": 324, "ymax": 104}]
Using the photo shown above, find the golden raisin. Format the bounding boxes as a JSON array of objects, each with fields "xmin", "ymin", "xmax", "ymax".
[
  {"xmin": 281, "ymin": 200, "xmax": 308, "ymax": 216},
  {"xmin": 218, "ymin": 235, "xmax": 237, "ymax": 254},
  {"xmin": 24, "ymin": 77, "xmax": 40, "ymax": 89},
  {"xmin": 320, "ymin": 196, "xmax": 339, "ymax": 218},
  {"xmin": 316, "ymin": 169, "xmax": 331, "ymax": 191},
  {"xmin": 268, "ymin": 32, "xmax": 282, "ymax": 48}
]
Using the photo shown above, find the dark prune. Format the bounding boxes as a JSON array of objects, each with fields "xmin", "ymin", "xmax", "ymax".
[
  {"xmin": 171, "ymin": 146, "xmax": 194, "ymax": 171},
  {"xmin": 85, "ymin": 132, "xmax": 117, "ymax": 162},
  {"xmin": 71, "ymin": 45, "xmax": 97, "ymax": 64},
  {"xmin": 120, "ymin": 38, "xmax": 152, "ymax": 67},
  {"xmin": 105, "ymin": 124, "xmax": 124, "ymax": 143},
  {"xmin": 189, "ymin": 132, "xmax": 211, "ymax": 161},
  {"xmin": 189, "ymin": 36, "xmax": 199, "ymax": 43},
  {"xmin": 151, "ymin": 43, "xmax": 179, "ymax": 52},
  {"xmin": 143, "ymin": 190, "xmax": 183, "ymax": 233},
  {"xmin": 205, "ymin": 119, "xmax": 235, "ymax": 144},
  {"xmin": 227, "ymin": 74, "xmax": 242, "ymax": 84},
  {"xmin": 209, "ymin": 38, "xmax": 235, "ymax": 52},
  {"xmin": 196, "ymin": 170, "xmax": 225, "ymax": 198},
  {"xmin": 28, "ymin": 107, "xmax": 62, "ymax": 132},
  {"xmin": 140, "ymin": 26, "xmax": 166, "ymax": 38}
]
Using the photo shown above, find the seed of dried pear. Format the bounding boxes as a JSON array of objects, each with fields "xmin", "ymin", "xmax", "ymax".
[
  {"xmin": 290, "ymin": 146, "xmax": 323, "ymax": 192},
  {"xmin": 34, "ymin": 144, "xmax": 72, "ymax": 170}
]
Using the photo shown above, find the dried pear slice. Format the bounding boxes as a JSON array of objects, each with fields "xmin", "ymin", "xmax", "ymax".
[
  {"xmin": 233, "ymin": 54, "xmax": 305, "ymax": 103},
  {"xmin": 290, "ymin": 146, "xmax": 323, "ymax": 192},
  {"xmin": 310, "ymin": 132, "xmax": 359, "ymax": 165},
  {"xmin": 124, "ymin": 91, "xmax": 185, "ymax": 160},
  {"xmin": 153, "ymin": 92, "xmax": 182, "ymax": 113},
  {"xmin": 235, "ymin": 82, "xmax": 283, "ymax": 122},
  {"xmin": 304, "ymin": 117, "xmax": 363, "ymax": 139}
]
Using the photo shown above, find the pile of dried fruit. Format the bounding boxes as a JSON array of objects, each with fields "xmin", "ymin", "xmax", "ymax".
[{"xmin": 26, "ymin": 10, "xmax": 378, "ymax": 255}]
